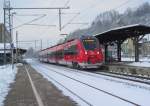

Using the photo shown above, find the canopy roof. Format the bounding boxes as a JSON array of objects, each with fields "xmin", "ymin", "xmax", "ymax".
[{"xmin": 95, "ymin": 24, "xmax": 150, "ymax": 44}]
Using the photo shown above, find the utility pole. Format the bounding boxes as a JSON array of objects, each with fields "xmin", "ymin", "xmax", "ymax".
[
  {"xmin": 3, "ymin": 8, "xmax": 6, "ymax": 65},
  {"xmin": 59, "ymin": 9, "xmax": 62, "ymax": 31},
  {"xmin": 35, "ymin": 40, "xmax": 37, "ymax": 50},
  {"xmin": 3, "ymin": 0, "xmax": 15, "ymax": 67},
  {"xmin": 40, "ymin": 39, "xmax": 42, "ymax": 50},
  {"xmin": 11, "ymin": 12, "xmax": 16, "ymax": 69},
  {"xmin": 9, "ymin": 5, "xmax": 12, "ymax": 67},
  {"xmin": 16, "ymin": 31, "xmax": 18, "ymax": 63},
  {"xmin": 3, "ymin": 0, "xmax": 12, "ymax": 65}
]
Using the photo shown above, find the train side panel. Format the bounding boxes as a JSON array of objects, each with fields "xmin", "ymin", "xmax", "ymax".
[{"xmin": 39, "ymin": 36, "xmax": 104, "ymax": 68}]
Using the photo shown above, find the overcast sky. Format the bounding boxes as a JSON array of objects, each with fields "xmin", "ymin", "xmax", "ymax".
[{"xmin": 0, "ymin": 0, "xmax": 150, "ymax": 50}]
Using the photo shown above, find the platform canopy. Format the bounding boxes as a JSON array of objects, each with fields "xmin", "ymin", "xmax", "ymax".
[
  {"xmin": 95, "ymin": 24, "xmax": 150, "ymax": 44},
  {"xmin": 13, "ymin": 48, "xmax": 27, "ymax": 55}
]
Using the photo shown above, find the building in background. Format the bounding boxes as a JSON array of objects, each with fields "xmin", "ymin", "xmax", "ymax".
[
  {"xmin": 0, "ymin": 23, "xmax": 11, "ymax": 43},
  {"xmin": 140, "ymin": 40, "xmax": 150, "ymax": 57},
  {"xmin": 0, "ymin": 23, "xmax": 26, "ymax": 64},
  {"xmin": 122, "ymin": 37, "xmax": 150, "ymax": 57},
  {"xmin": 0, "ymin": 23, "xmax": 11, "ymax": 64},
  {"xmin": 122, "ymin": 39, "xmax": 134, "ymax": 57},
  {"xmin": 0, "ymin": 43, "xmax": 11, "ymax": 64}
]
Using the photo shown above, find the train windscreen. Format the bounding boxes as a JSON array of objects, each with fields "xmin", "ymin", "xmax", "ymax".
[{"xmin": 82, "ymin": 39, "xmax": 98, "ymax": 50}]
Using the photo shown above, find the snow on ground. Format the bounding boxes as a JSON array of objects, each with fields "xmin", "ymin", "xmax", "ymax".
[
  {"xmin": 0, "ymin": 65, "xmax": 17, "ymax": 106},
  {"xmin": 27, "ymin": 59, "xmax": 150, "ymax": 106},
  {"xmin": 121, "ymin": 57, "xmax": 150, "ymax": 67},
  {"xmin": 128, "ymin": 62, "xmax": 150, "ymax": 67},
  {"xmin": 122, "ymin": 57, "xmax": 150, "ymax": 62},
  {"xmin": 122, "ymin": 57, "xmax": 135, "ymax": 61}
]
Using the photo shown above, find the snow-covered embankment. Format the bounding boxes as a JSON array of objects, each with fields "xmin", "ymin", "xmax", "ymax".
[{"xmin": 0, "ymin": 65, "xmax": 17, "ymax": 106}]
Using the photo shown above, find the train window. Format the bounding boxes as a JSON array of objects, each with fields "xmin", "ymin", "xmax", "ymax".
[
  {"xmin": 56, "ymin": 50, "xmax": 64, "ymax": 58},
  {"xmin": 70, "ymin": 45, "xmax": 78, "ymax": 54},
  {"xmin": 82, "ymin": 39, "xmax": 97, "ymax": 50},
  {"xmin": 64, "ymin": 45, "xmax": 78, "ymax": 55}
]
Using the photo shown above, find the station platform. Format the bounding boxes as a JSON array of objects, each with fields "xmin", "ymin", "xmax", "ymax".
[
  {"xmin": 101, "ymin": 62, "xmax": 150, "ymax": 77},
  {"xmin": 4, "ymin": 63, "xmax": 77, "ymax": 106}
]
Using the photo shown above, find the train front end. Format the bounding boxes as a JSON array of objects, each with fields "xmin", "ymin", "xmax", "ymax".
[{"xmin": 78, "ymin": 36, "xmax": 103, "ymax": 68}]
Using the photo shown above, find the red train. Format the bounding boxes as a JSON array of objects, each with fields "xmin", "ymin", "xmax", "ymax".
[{"xmin": 39, "ymin": 36, "xmax": 104, "ymax": 68}]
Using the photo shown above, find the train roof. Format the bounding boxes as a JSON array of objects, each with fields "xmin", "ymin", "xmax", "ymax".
[
  {"xmin": 39, "ymin": 38, "xmax": 76, "ymax": 52},
  {"xmin": 39, "ymin": 36, "xmax": 97, "ymax": 52}
]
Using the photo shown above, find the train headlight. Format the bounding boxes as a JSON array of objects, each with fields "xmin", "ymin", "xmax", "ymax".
[
  {"xmin": 97, "ymin": 52, "xmax": 99, "ymax": 54},
  {"xmin": 85, "ymin": 51, "xmax": 87, "ymax": 55}
]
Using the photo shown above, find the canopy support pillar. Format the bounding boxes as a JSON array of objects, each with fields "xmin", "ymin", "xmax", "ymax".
[
  {"xmin": 117, "ymin": 41, "xmax": 122, "ymax": 62},
  {"xmin": 104, "ymin": 44, "xmax": 108, "ymax": 63},
  {"xmin": 134, "ymin": 36, "xmax": 139, "ymax": 62}
]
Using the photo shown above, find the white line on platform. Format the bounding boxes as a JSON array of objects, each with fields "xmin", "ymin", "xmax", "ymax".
[{"xmin": 25, "ymin": 65, "xmax": 44, "ymax": 106}]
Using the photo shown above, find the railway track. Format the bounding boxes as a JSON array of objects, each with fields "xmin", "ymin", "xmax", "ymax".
[
  {"xmin": 99, "ymin": 71, "xmax": 150, "ymax": 80},
  {"xmin": 43, "ymin": 63, "xmax": 150, "ymax": 86},
  {"xmin": 38, "ymin": 63, "xmax": 141, "ymax": 106},
  {"xmin": 38, "ymin": 67, "xmax": 92, "ymax": 106},
  {"xmin": 95, "ymin": 71, "xmax": 150, "ymax": 85}
]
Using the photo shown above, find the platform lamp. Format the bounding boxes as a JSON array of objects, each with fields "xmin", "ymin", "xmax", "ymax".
[{"xmin": 10, "ymin": 12, "xmax": 16, "ymax": 69}]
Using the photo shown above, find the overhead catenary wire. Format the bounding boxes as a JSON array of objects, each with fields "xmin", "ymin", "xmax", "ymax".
[
  {"xmin": 61, "ymin": 0, "xmax": 137, "ymax": 30},
  {"xmin": 15, "ymin": 14, "xmax": 47, "ymax": 16},
  {"xmin": 14, "ymin": 13, "xmax": 57, "ymax": 27},
  {"xmin": 61, "ymin": 13, "xmax": 80, "ymax": 30},
  {"xmin": 64, "ymin": 0, "xmax": 70, "ymax": 7},
  {"xmin": 4, "ymin": 6, "xmax": 70, "ymax": 32},
  {"xmin": 18, "ymin": 40, "xmax": 40, "ymax": 42},
  {"xmin": 34, "ymin": 0, "xmax": 80, "ymax": 31},
  {"xmin": 12, "ymin": 14, "xmax": 46, "ymax": 29},
  {"xmin": 58, "ymin": 0, "xmax": 104, "ymax": 30},
  {"xmin": 112, "ymin": 0, "xmax": 130, "ymax": 10},
  {"xmin": 61, "ymin": 12, "xmax": 80, "ymax": 15},
  {"xmin": 24, "ymin": 24, "xmax": 56, "ymax": 27},
  {"xmin": 4, "ymin": 7, "xmax": 70, "ymax": 10},
  {"xmin": 77, "ymin": 0, "xmax": 132, "ymax": 20},
  {"xmin": 68, "ymin": 22, "xmax": 88, "ymax": 25}
]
